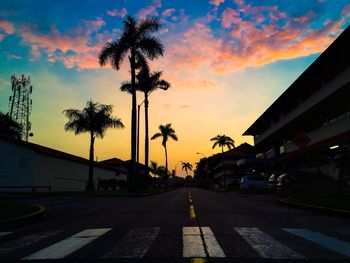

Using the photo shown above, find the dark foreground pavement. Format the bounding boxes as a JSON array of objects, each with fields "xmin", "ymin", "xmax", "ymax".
[{"xmin": 0, "ymin": 188, "xmax": 350, "ymax": 262}]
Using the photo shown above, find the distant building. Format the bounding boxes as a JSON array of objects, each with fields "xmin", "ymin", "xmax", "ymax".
[
  {"xmin": 196, "ymin": 143, "xmax": 255, "ymax": 188},
  {"xmin": 0, "ymin": 135, "xmax": 127, "ymax": 192},
  {"xmin": 243, "ymin": 26, "xmax": 350, "ymax": 185}
]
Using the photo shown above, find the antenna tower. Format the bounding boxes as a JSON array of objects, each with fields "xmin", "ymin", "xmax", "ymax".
[{"xmin": 8, "ymin": 74, "xmax": 33, "ymax": 141}]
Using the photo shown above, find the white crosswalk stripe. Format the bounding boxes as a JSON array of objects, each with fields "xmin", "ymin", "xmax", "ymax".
[
  {"xmin": 284, "ymin": 228, "xmax": 350, "ymax": 257},
  {"xmin": 183, "ymin": 227, "xmax": 225, "ymax": 258},
  {"xmin": 0, "ymin": 231, "xmax": 60, "ymax": 254},
  {"xmin": 0, "ymin": 232, "xmax": 12, "ymax": 237},
  {"xmin": 2, "ymin": 226, "xmax": 350, "ymax": 260},
  {"xmin": 104, "ymin": 227, "xmax": 160, "ymax": 258},
  {"xmin": 22, "ymin": 228, "xmax": 111, "ymax": 260},
  {"xmin": 234, "ymin": 227, "xmax": 305, "ymax": 259}
]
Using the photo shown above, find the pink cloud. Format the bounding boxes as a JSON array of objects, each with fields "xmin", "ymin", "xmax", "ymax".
[
  {"xmin": 20, "ymin": 19, "xmax": 107, "ymax": 69},
  {"xmin": 210, "ymin": 0, "xmax": 225, "ymax": 6},
  {"xmin": 138, "ymin": 0, "xmax": 162, "ymax": 20},
  {"xmin": 0, "ymin": 20, "xmax": 14, "ymax": 41},
  {"xmin": 107, "ymin": 8, "xmax": 128, "ymax": 18},
  {"xmin": 342, "ymin": 3, "xmax": 350, "ymax": 16},
  {"xmin": 159, "ymin": 14, "xmax": 344, "ymax": 75},
  {"xmin": 162, "ymin": 8, "xmax": 175, "ymax": 18}
]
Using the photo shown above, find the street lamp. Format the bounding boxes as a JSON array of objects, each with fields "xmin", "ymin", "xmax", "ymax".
[{"xmin": 137, "ymin": 84, "xmax": 169, "ymax": 164}]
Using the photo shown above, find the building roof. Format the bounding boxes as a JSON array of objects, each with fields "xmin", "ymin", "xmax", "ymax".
[
  {"xmin": 211, "ymin": 142, "xmax": 255, "ymax": 160},
  {"xmin": 0, "ymin": 134, "xmax": 120, "ymax": 172},
  {"xmin": 243, "ymin": 25, "xmax": 350, "ymax": 136}
]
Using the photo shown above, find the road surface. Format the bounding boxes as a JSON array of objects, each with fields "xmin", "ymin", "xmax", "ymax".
[{"xmin": 1, "ymin": 188, "xmax": 350, "ymax": 262}]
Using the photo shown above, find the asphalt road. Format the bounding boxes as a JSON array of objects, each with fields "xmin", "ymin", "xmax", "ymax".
[{"xmin": 1, "ymin": 188, "xmax": 350, "ymax": 262}]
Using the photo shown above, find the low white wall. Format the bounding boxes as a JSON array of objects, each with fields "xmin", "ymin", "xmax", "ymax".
[
  {"xmin": 0, "ymin": 137, "xmax": 126, "ymax": 192},
  {"xmin": 0, "ymin": 139, "xmax": 33, "ymax": 191}
]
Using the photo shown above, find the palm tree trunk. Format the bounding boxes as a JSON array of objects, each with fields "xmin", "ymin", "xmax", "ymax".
[
  {"xmin": 88, "ymin": 133, "xmax": 95, "ymax": 191},
  {"xmin": 130, "ymin": 52, "xmax": 137, "ymax": 191},
  {"xmin": 221, "ymin": 146, "xmax": 226, "ymax": 188},
  {"xmin": 164, "ymin": 144, "xmax": 168, "ymax": 186},
  {"xmin": 144, "ymin": 92, "xmax": 149, "ymax": 179}
]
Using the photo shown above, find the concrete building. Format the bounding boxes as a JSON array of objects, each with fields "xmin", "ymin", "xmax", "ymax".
[
  {"xmin": 0, "ymin": 135, "xmax": 127, "ymax": 192},
  {"xmin": 243, "ymin": 26, "xmax": 350, "ymax": 188}
]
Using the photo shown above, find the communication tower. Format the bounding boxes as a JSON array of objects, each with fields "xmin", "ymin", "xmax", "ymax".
[{"xmin": 8, "ymin": 74, "xmax": 33, "ymax": 141}]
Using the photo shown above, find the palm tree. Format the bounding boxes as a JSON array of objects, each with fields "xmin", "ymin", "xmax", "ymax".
[
  {"xmin": 210, "ymin": 134, "xmax": 235, "ymax": 153},
  {"xmin": 151, "ymin": 123, "xmax": 178, "ymax": 176},
  {"xmin": 99, "ymin": 16, "xmax": 164, "ymax": 191},
  {"xmin": 210, "ymin": 135, "xmax": 235, "ymax": 188},
  {"xmin": 63, "ymin": 100, "xmax": 125, "ymax": 191},
  {"xmin": 121, "ymin": 67, "xmax": 170, "ymax": 178},
  {"xmin": 0, "ymin": 111, "xmax": 22, "ymax": 139},
  {"xmin": 181, "ymin": 162, "xmax": 193, "ymax": 177}
]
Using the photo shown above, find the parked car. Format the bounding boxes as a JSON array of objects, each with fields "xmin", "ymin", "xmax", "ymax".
[
  {"xmin": 276, "ymin": 171, "xmax": 307, "ymax": 192},
  {"xmin": 240, "ymin": 175, "xmax": 269, "ymax": 193},
  {"xmin": 268, "ymin": 173, "xmax": 283, "ymax": 189}
]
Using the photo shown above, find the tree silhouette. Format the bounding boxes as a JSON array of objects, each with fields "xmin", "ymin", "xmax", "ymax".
[
  {"xmin": 0, "ymin": 112, "xmax": 22, "ymax": 140},
  {"xmin": 210, "ymin": 134, "xmax": 235, "ymax": 153},
  {"xmin": 121, "ymin": 67, "xmax": 170, "ymax": 178},
  {"xmin": 99, "ymin": 16, "xmax": 164, "ymax": 191},
  {"xmin": 63, "ymin": 100, "xmax": 124, "ymax": 191},
  {"xmin": 151, "ymin": 123, "xmax": 178, "ymax": 176},
  {"xmin": 210, "ymin": 134, "xmax": 235, "ymax": 188},
  {"xmin": 181, "ymin": 162, "xmax": 193, "ymax": 177}
]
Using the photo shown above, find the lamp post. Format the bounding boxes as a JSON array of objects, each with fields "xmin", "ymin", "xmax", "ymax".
[{"xmin": 196, "ymin": 152, "xmax": 209, "ymax": 187}]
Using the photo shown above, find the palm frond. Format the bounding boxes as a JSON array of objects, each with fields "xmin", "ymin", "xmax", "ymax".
[
  {"xmin": 138, "ymin": 17, "xmax": 162, "ymax": 35},
  {"xmin": 138, "ymin": 36, "xmax": 164, "ymax": 60},
  {"xmin": 151, "ymin": 132, "xmax": 162, "ymax": 140}
]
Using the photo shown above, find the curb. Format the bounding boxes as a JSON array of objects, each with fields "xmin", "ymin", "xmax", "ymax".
[
  {"xmin": 0, "ymin": 204, "xmax": 47, "ymax": 230},
  {"xmin": 280, "ymin": 197, "xmax": 350, "ymax": 218}
]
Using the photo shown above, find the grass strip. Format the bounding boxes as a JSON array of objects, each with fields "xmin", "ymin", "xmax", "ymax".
[
  {"xmin": 0, "ymin": 200, "xmax": 39, "ymax": 221},
  {"xmin": 286, "ymin": 196, "xmax": 350, "ymax": 212}
]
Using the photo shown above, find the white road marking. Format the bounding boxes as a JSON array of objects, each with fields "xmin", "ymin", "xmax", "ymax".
[
  {"xmin": 23, "ymin": 228, "xmax": 111, "ymax": 260},
  {"xmin": 234, "ymin": 227, "xmax": 304, "ymax": 259},
  {"xmin": 284, "ymin": 228, "xmax": 350, "ymax": 257},
  {"xmin": 104, "ymin": 227, "xmax": 160, "ymax": 258},
  {"xmin": 0, "ymin": 232, "xmax": 12, "ymax": 237},
  {"xmin": 183, "ymin": 227, "xmax": 225, "ymax": 258},
  {"xmin": 183, "ymin": 227, "xmax": 206, "ymax": 257},
  {"xmin": 0, "ymin": 231, "xmax": 60, "ymax": 254},
  {"xmin": 202, "ymin": 227, "xmax": 225, "ymax": 258}
]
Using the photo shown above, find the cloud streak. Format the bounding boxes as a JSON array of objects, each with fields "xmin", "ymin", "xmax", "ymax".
[{"xmin": 0, "ymin": 20, "xmax": 14, "ymax": 41}]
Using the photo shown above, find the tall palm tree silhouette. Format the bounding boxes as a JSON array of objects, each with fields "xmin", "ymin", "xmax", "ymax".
[
  {"xmin": 63, "ymin": 100, "xmax": 124, "ymax": 191},
  {"xmin": 181, "ymin": 162, "xmax": 193, "ymax": 177},
  {"xmin": 210, "ymin": 135, "xmax": 235, "ymax": 153},
  {"xmin": 121, "ymin": 67, "xmax": 170, "ymax": 178},
  {"xmin": 151, "ymin": 123, "xmax": 178, "ymax": 176},
  {"xmin": 0, "ymin": 112, "xmax": 23, "ymax": 140},
  {"xmin": 210, "ymin": 134, "xmax": 235, "ymax": 188},
  {"xmin": 99, "ymin": 16, "xmax": 164, "ymax": 190}
]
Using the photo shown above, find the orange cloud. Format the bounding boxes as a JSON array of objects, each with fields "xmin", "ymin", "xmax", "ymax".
[
  {"xmin": 210, "ymin": 0, "xmax": 225, "ymax": 6},
  {"xmin": 20, "ymin": 19, "xmax": 107, "ymax": 69},
  {"xmin": 0, "ymin": 20, "xmax": 14, "ymax": 41},
  {"xmin": 159, "ymin": 2, "xmax": 345, "ymax": 75}
]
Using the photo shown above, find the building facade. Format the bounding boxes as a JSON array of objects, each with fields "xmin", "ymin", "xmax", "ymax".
[
  {"xmin": 243, "ymin": 26, "xmax": 350, "ymax": 190},
  {"xmin": 0, "ymin": 135, "xmax": 127, "ymax": 192}
]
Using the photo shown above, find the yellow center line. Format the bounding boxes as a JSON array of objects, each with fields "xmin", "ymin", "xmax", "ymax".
[{"xmin": 191, "ymin": 258, "xmax": 209, "ymax": 263}]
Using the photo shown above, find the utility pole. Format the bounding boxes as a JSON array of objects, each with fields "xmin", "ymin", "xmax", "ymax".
[{"xmin": 9, "ymin": 74, "xmax": 33, "ymax": 141}]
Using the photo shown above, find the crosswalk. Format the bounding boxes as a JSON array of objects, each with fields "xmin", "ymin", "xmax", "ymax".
[{"xmin": 1, "ymin": 227, "xmax": 350, "ymax": 260}]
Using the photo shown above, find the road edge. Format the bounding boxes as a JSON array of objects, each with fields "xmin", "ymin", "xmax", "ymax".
[
  {"xmin": 0, "ymin": 204, "xmax": 47, "ymax": 230},
  {"xmin": 280, "ymin": 197, "xmax": 350, "ymax": 218}
]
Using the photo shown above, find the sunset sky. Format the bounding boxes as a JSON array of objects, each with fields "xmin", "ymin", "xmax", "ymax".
[{"xmin": 0, "ymin": 0, "xmax": 349, "ymax": 176}]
